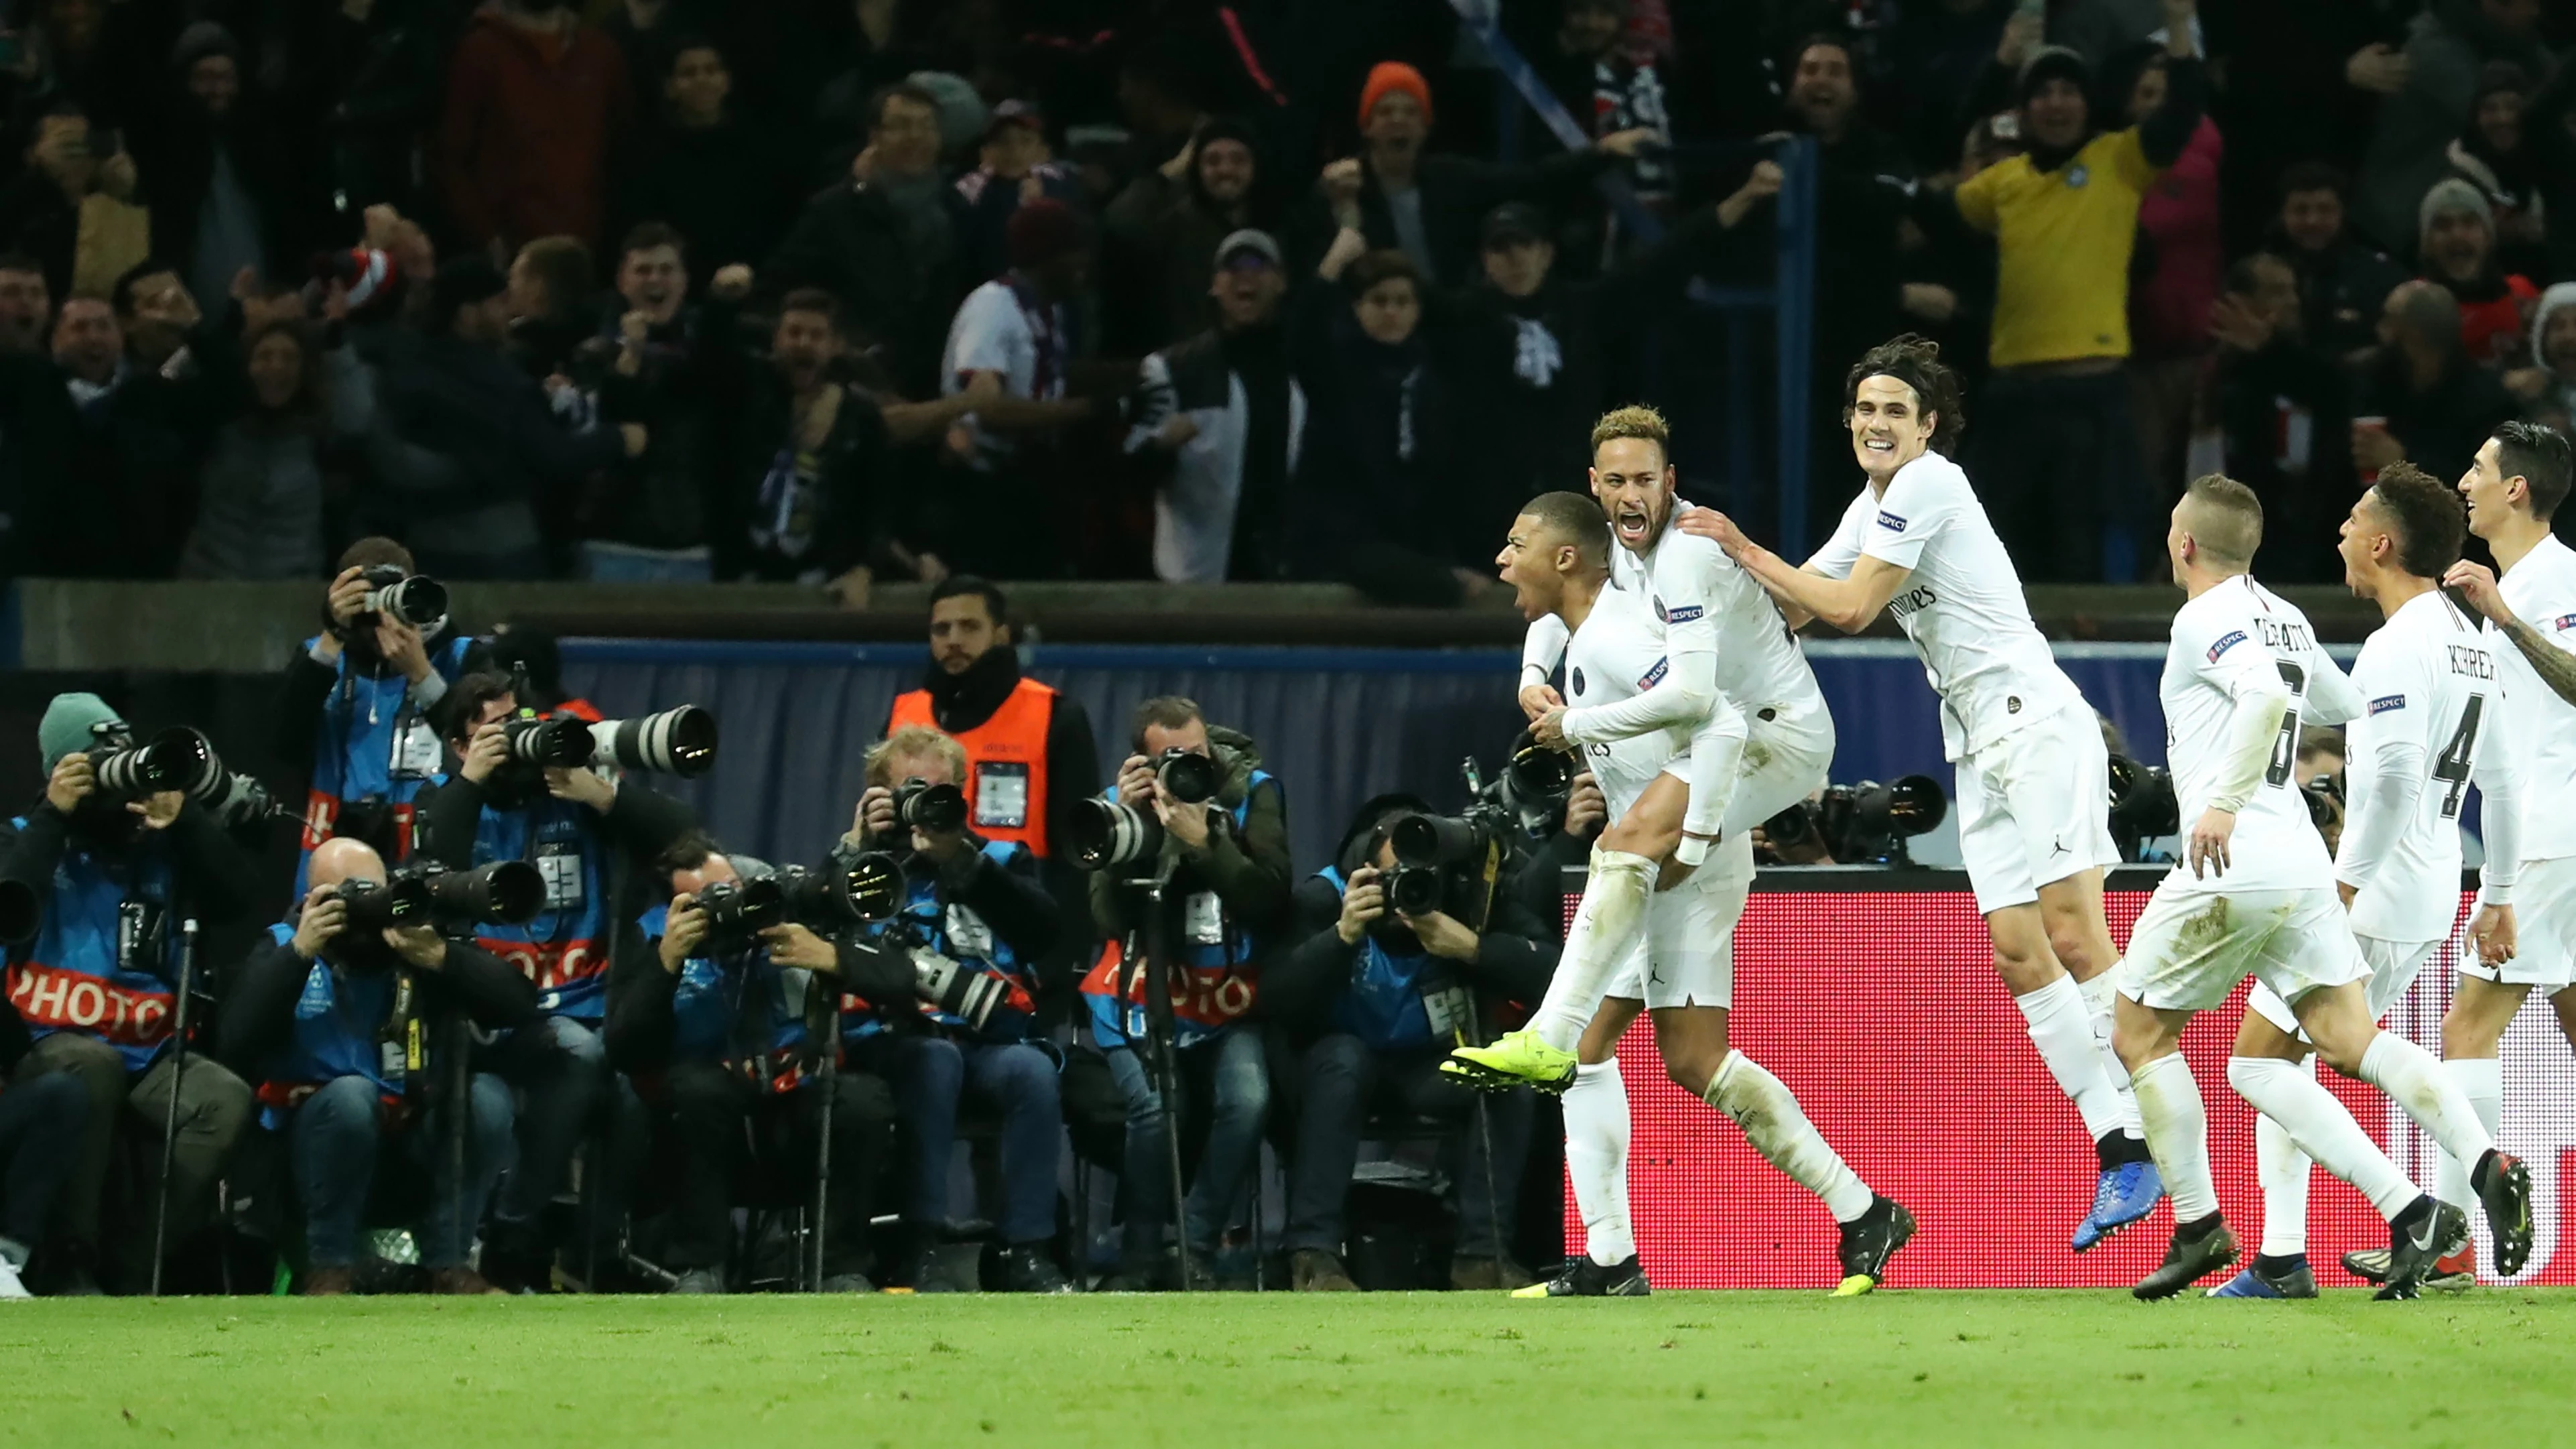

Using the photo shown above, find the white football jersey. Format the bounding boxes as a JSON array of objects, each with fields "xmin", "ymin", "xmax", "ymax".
[
  {"xmin": 1608, "ymin": 519, "xmax": 1825, "ymax": 720},
  {"xmin": 1557, "ymin": 583, "xmax": 1689, "ymax": 820},
  {"xmin": 2492, "ymin": 533, "xmax": 2576, "ymax": 863},
  {"xmin": 2342, "ymin": 590, "xmax": 2499, "ymax": 942},
  {"xmin": 2158, "ymin": 575, "xmax": 2349, "ymax": 895},
  {"xmin": 1811, "ymin": 452, "xmax": 2083, "ymax": 761}
]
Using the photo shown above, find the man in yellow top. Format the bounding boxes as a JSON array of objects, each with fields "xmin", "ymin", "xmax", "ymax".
[{"xmin": 1936, "ymin": 0, "xmax": 2204, "ymax": 584}]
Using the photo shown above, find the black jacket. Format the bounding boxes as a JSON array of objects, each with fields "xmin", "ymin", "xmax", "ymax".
[
  {"xmin": 367, "ymin": 328, "xmax": 628, "ymax": 526},
  {"xmin": 763, "ymin": 178, "xmax": 968, "ymax": 395},
  {"xmin": 411, "ymin": 773, "xmax": 700, "ymax": 876},
  {"xmin": 2276, "ymin": 231, "xmax": 2412, "ymax": 362},
  {"xmin": 1291, "ymin": 148, "xmax": 1624, "ymax": 291},
  {"xmin": 602, "ymin": 921, "xmax": 911, "ymax": 1080},
  {"xmin": 215, "ymin": 930, "xmax": 539, "ymax": 1083},
  {"xmin": 2214, "ymin": 334, "xmax": 2353, "ymax": 583},
  {"xmin": 881, "ymin": 646, "xmax": 1102, "ymax": 866},
  {"xmin": 2353, "ymin": 346, "xmax": 2520, "ymax": 491},
  {"xmin": 0, "ymin": 800, "xmax": 263, "ymax": 931},
  {"xmin": 1088, "ymin": 726, "xmax": 1295, "ymax": 946}
]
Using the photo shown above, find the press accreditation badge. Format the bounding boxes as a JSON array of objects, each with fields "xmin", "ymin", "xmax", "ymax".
[
  {"xmin": 391, "ymin": 719, "xmax": 442, "ymax": 779},
  {"xmin": 535, "ymin": 841, "xmax": 584, "ymax": 910},
  {"xmin": 1182, "ymin": 890, "xmax": 1225, "ymax": 946},
  {"xmin": 379, "ymin": 1038, "xmax": 407, "ymax": 1086},
  {"xmin": 973, "ymin": 762, "xmax": 1031, "ymax": 830},
  {"xmin": 1421, "ymin": 984, "xmax": 1472, "ymax": 1040},
  {"xmin": 943, "ymin": 904, "xmax": 996, "ymax": 961}
]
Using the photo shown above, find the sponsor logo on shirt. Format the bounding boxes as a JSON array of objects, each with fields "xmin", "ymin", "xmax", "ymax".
[
  {"xmin": 2066, "ymin": 164, "xmax": 2090, "ymax": 189},
  {"xmin": 1638, "ymin": 657, "xmax": 1668, "ymax": 690},
  {"xmin": 2369, "ymin": 694, "xmax": 2406, "ymax": 716},
  {"xmin": 1890, "ymin": 585, "xmax": 1937, "ymax": 619},
  {"xmin": 1874, "ymin": 511, "xmax": 1907, "ymax": 533},
  {"xmin": 1569, "ymin": 667, "xmax": 1586, "ymax": 698},
  {"xmin": 2206, "ymin": 630, "xmax": 2248, "ymax": 663}
]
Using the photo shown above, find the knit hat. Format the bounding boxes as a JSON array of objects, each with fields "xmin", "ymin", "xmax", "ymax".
[
  {"xmin": 2417, "ymin": 176, "xmax": 2495, "ymax": 244},
  {"xmin": 1006, "ymin": 198, "xmax": 1086, "ymax": 269},
  {"xmin": 1214, "ymin": 229, "xmax": 1281, "ymax": 269},
  {"xmin": 1358, "ymin": 62, "xmax": 1433, "ymax": 131},
  {"xmin": 906, "ymin": 70, "xmax": 987, "ymax": 158},
  {"xmin": 2534, "ymin": 281, "xmax": 2576, "ymax": 370},
  {"xmin": 40, "ymin": 693, "xmax": 121, "ymax": 773},
  {"xmin": 1193, "ymin": 115, "xmax": 1260, "ymax": 157},
  {"xmin": 2016, "ymin": 46, "xmax": 2091, "ymax": 107},
  {"xmin": 172, "ymin": 19, "xmax": 239, "ymax": 72}
]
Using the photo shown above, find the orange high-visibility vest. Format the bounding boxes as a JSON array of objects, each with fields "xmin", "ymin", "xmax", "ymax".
[{"xmin": 887, "ymin": 677, "xmax": 1059, "ymax": 858}]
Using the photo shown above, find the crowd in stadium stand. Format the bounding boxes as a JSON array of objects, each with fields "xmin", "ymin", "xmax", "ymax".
[{"xmin": 0, "ymin": 0, "xmax": 2570, "ymax": 591}]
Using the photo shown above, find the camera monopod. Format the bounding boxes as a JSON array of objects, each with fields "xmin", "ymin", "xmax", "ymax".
[
  {"xmin": 148, "ymin": 918, "xmax": 200, "ymax": 1298},
  {"xmin": 1459, "ymin": 989, "xmax": 1507, "ymax": 1282},
  {"xmin": 810, "ymin": 1044, "xmax": 838, "ymax": 1294},
  {"xmin": 1126, "ymin": 849, "xmax": 1195, "ymax": 1288}
]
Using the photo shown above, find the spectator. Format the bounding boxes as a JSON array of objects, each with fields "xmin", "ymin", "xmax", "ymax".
[
  {"xmin": 0, "ymin": 103, "xmax": 149, "ymax": 303},
  {"xmin": 2354, "ymin": 0, "xmax": 2551, "ymax": 257},
  {"xmin": 0, "ymin": 692, "xmax": 259, "ymax": 1294},
  {"xmin": 803, "ymin": 0, "xmax": 947, "ymax": 169},
  {"xmin": 1533, "ymin": 0, "xmax": 1677, "ymax": 218},
  {"xmin": 504, "ymin": 235, "xmax": 598, "ymax": 382},
  {"xmin": 1263, "ymin": 796, "xmax": 1555, "ymax": 1292},
  {"xmin": 2351, "ymin": 278, "xmax": 2519, "ymax": 489},
  {"xmin": 2443, "ymin": 61, "xmax": 2558, "ymax": 284},
  {"xmin": 615, "ymin": 38, "xmax": 797, "ymax": 288},
  {"xmin": 364, "ymin": 255, "xmax": 642, "ymax": 580},
  {"xmin": 606, "ymin": 840, "xmax": 901, "ymax": 1294},
  {"xmin": 0, "ymin": 254, "xmax": 51, "ymax": 353},
  {"xmin": 1935, "ymin": 0, "xmax": 2204, "ymax": 582},
  {"xmin": 952, "ymin": 103, "xmax": 1087, "ymax": 292},
  {"xmin": 576, "ymin": 229, "xmax": 725, "ymax": 583},
  {"xmin": 765, "ymin": 81, "xmax": 964, "ymax": 395},
  {"xmin": 1300, "ymin": 61, "xmax": 1654, "ymax": 290},
  {"xmin": 217, "ymin": 837, "xmax": 534, "ymax": 1296},
  {"xmin": 312, "ymin": 0, "xmax": 458, "ymax": 220},
  {"xmin": 1884, "ymin": 0, "xmax": 2016, "ymax": 176},
  {"xmin": 110, "ymin": 263, "xmax": 206, "ymax": 374},
  {"xmin": 2206, "ymin": 253, "xmax": 2352, "ymax": 581},
  {"xmin": 177, "ymin": 311, "xmax": 374, "ymax": 580},
  {"xmin": 2106, "ymin": 41, "xmax": 2224, "ymax": 511},
  {"xmin": 840, "ymin": 726, "xmax": 1070, "ymax": 1293},
  {"xmin": 598, "ymin": 0, "xmax": 694, "ymax": 100},
  {"xmin": 2199, "ymin": 0, "xmax": 2393, "ymax": 256},
  {"xmin": 2506, "ymin": 283, "xmax": 2576, "ymax": 432},
  {"xmin": 934, "ymin": 198, "xmax": 1101, "ymax": 579},
  {"xmin": 436, "ymin": 0, "xmax": 635, "ymax": 255},
  {"xmin": 1124, "ymin": 230, "xmax": 1301, "ymax": 584},
  {"xmin": 716, "ymin": 286, "xmax": 891, "ymax": 600},
  {"xmin": 2414, "ymin": 178, "xmax": 2540, "ymax": 369},
  {"xmin": 1102, "ymin": 117, "xmax": 1271, "ymax": 355},
  {"xmin": 2266, "ymin": 163, "xmax": 2410, "ymax": 363},
  {"xmin": 135, "ymin": 23, "xmax": 300, "ymax": 320}
]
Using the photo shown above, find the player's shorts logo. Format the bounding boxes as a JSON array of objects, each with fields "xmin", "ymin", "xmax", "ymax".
[
  {"xmin": 2369, "ymin": 694, "xmax": 2406, "ymax": 715},
  {"xmin": 1875, "ymin": 511, "xmax": 1907, "ymax": 533},
  {"xmin": 2207, "ymin": 630, "xmax": 2248, "ymax": 662}
]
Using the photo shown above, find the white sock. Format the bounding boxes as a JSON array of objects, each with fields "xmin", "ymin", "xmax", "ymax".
[
  {"xmin": 2252, "ymin": 1062, "xmax": 2314, "ymax": 1259},
  {"xmin": 1705, "ymin": 1050, "xmax": 1874, "ymax": 1222},
  {"xmin": 2015, "ymin": 974, "xmax": 2128, "ymax": 1145},
  {"xmin": 2433, "ymin": 1057, "xmax": 2504, "ymax": 1212},
  {"xmin": 2129, "ymin": 1053, "xmax": 2220, "ymax": 1222},
  {"xmin": 2075, "ymin": 970, "xmax": 2144, "ymax": 1138},
  {"xmin": 1528, "ymin": 850, "xmax": 1655, "ymax": 1052},
  {"xmin": 2357, "ymin": 1031, "xmax": 2494, "ymax": 1176},
  {"xmin": 2229, "ymin": 1056, "xmax": 2416, "ymax": 1220},
  {"xmin": 1564, "ymin": 1060, "xmax": 1635, "ymax": 1265}
]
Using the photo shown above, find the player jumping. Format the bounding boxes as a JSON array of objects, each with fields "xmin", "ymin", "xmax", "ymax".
[
  {"xmin": 1671, "ymin": 337, "xmax": 2159, "ymax": 1251},
  {"xmin": 2113, "ymin": 474, "xmax": 2529, "ymax": 1301}
]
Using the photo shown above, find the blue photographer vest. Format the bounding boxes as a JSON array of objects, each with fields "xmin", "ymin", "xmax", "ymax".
[
  {"xmin": 2, "ymin": 818, "xmax": 180, "ymax": 1072},
  {"xmin": 1315, "ymin": 865, "xmax": 1471, "ymax": 1051},
  {"xmin": 449, "ymin": 783, "xmax": 613, "ymax": 1020},
  {"xmin": 1078, "ymin": 771, "xmax": 1273, "ymax": 1050},
  {"xmin": 296, "ymin": 633, "xmax": 474, "ymax": 882},
  {"xmin": 846, "ymin": 839, "xmax": 1037, "ymax": 1044},
  {"xmin": 644, "ymin": 903, "xmax": 821, "ymax": 1094},
  {"xmin": 253, "ymin": 922, "xmax": 419, "ymax": 1130}
]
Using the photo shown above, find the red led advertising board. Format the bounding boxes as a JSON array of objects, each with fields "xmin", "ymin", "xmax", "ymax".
[{"xmin": 1569, "ymin": 881, "xmax": 2575, "ymax": 1289}]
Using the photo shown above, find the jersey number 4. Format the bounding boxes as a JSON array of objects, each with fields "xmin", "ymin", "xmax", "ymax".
[
  {"xmin": 2433, "ymin": 695, "xmax": 2486, "ymax": 820},
  {"xmin": 2264, "ymin": 662, "xmax": 2307, "ymax": 790}
]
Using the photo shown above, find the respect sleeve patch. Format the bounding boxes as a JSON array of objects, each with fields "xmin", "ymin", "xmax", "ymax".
[
  {"xmin": 2368, "ymin": 694, "xmax": 2406, "ymax": 715},
  {"xmin": 2205, "ymin": 630, "xmax": 2247, "ymax": 662},
  {"xmin": 1874, "ymin": 511, "xmax": 1907, "ymax": 533}
]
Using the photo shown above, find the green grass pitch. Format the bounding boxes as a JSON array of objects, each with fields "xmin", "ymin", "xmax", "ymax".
[{"xmin": 4, "ymin": 1289, "xmax": 2569, "ymax": 1446}]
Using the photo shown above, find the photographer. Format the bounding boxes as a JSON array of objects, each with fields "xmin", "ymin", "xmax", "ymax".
[
  {"xmin": 1080, "ymin": 698, "xmax": 1290, "ymax": 1289},
  {"xmin": 1263, "ymin": 795, "xmax": 1560, "ymax": 1292},
  {"xmin": 838, "ymin": 726, "xmax": 1070, "ymax": 1293},
  {"xmin": 0, "ymin": 694, "xmax": 260, "ymax": 1294},
  {"xmin": 275, "ymin": 538, "xmax": 474, "ymax": 883},
  {"xmin": 412, "ymin": 673, "xmax": 697, "ymax": 1292},
  {"xmin": 603, "ymin": 838, "xmax": 899, "ymax": 1294},
  {"xmin": 214, "ymin": 838, "xmax": 535, "ymax": 1296}
]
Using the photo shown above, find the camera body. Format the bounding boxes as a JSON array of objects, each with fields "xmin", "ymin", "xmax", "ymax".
[
  {"xmin": 1067, "ymin": 747, "xmax": 1226, "ymax": 873},
  {"xmin": 85, "ymin": 722, "xmax": 277, "ymax": 830},
  {"xmin": 2105, "ymin": 755, "xmax": 2180, "ymax": 863},
  {"xmin": 891, "ymin": 777, "xmax": 968, "ymax": 835},
  {"xmin": 1384, "ymin": 735, "xmax": 1576, "ymax": 928},
  {"xmin": 329, "ymin": 875, "xmax": 434, "ymax": 936},
  {"xmin": 500, "ymin": 711, "xmax": 594, "ymax": 769},
  {"xmin": 1762, "ymin": 775, "xmax": 1949, "ymax": 866},
  {"xmin": 696, "ymin": 855, "xmax": 905, "ymax": 957},
  {"xmin": 335, "ymin": 564, "xmax": 448, "ymax": 642}
]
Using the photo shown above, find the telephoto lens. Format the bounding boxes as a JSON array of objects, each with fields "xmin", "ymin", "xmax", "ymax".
[
  {"xmin": 1391, "ymin": 812, "xmax": 1482, "ymax": 869},
  {"xmin": 1154, "ymin": 748, "xmax": 1220, "ymax": 806},
  {"xmin": 912, "ymin": 947, "xmax": 1009, "ymax": 1029},
  {"xmin": 892, "ymin": 778, "xmax": 968, "ymax": 833},
  {"xmin": 90, "ymin": 727, "xmax": 213, "ymax": 800},
  {"xmin": 501, "ymin": 714, "xmax": 595, "ymax": 769},
  {"xmin": 362, "ymin": 573, "xmax": 448, "ymax": 627},
  {"xmin": 696, "ymin": 877, "xmax": 785, "ymax": 952},
  {"xmin": 588, "ymin": 706, "xmax": 718, "ymax": 777},
  {"xmin": 332, "ymin": 875, "xmax": 433, "ymax": 935},
  {"xmin": 775, "ymin": 855, "xmax": 905, "ymax": 927},
  {"xmin": 403, "ymin": 861, "xmax": 545, "ymax": 926},
  {"xmin": 1066, "ymin": 796, "xmax": 1161, "ymax": 871}
]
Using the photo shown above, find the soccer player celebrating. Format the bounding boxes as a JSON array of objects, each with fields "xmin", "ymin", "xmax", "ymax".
[
  {"xmin": 1671, "ymin": 337, "xmax": 2158, "ymax": 1251},
  {"xmin": 2112, "ymin": 474, "xmax": 2530, "ymax": 1301},
  {"xmin": 2216, "ymin": 464, "xmax": 2523, "ymax": 1299},
  {"xmin": 1481, "ymin": 489, "xmax": 1906, "ymax": 1296}
]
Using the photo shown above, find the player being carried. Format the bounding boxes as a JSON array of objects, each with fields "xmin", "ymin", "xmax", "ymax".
[
  {"xmin": 1471, "ymin": 476, "xmax": 1908, "ymax": 1296},
  {"xmin": 2109, "ymin": 474, "xmax": 2529, "ymax": 1300},
  {"xmin": 1669, "ymin": 336, "xmax": 2160, "ymax": 1251},
  {"xmin": 2216, "ymin": 463, "xmax": 2528, "ymax": 1298}
]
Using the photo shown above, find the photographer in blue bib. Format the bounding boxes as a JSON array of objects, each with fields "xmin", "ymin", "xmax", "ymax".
[
  {"xmin": 604, "ymin": 836, "xmax": 901, "ymax": 1294},
  {"xmin": 1074, "ymin": 698, "xmax": 1291, "ymax": 1290},
  {"xmin": 0, "ymin": 693, "xmax": 261, "ymax": 1294},
  {"xmin": 276, "ymin": 540, "xmax": 473, "ymax": 887},
  {"xmin": 215, "ymin": 838, "xmax": 536, "ymax": 1295},
  {"xmin": 1263, "ymin": 791, "xmax": 1566, "ymax": 1292},
  {"xmin": 838, "ymin": 725, "xmax": 1072, "ymax": 1292},
  {"xmin": 413, "ymin": 673, "xmax": 701, "ymax": 1291}
]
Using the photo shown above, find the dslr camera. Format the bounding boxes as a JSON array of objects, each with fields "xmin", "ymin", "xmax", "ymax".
[
  {"xmin": 86, "ymin": 721, "xmax": 279, "ymax": 830},
  {"xmin": 1384, "ymin": 733, "xmax": 1575, "ymax": 928},
  {"xmin": 1760, "ymin": 775, "xmax": 1948, "ymax": 867},
  {"xmin": 1066, "ymin": 747, "xmax": 1223, "ymax": 873},
  {"xmin": 329, "ymin": 861, "xmax": 548, "ymax": 943},
  {"xmin": 868, "ymin": 914, "xmax": 1017, "ymax": 1031},
  {"xmin": 696, "ymin": 855, "xmax": 905, "ymax": 956},
  {"xmin": 499, "ymin": 705, "xmax": 719, "ymax": 778},
  {"xmin": 889, "ymin": 777, "xmax": 968, "ymax": 835},
  {"xmin": 332, "ymin": 564, "xmax": 448, "ymax": 642},
  {"xmin": 2105, "ymin": 754, "xmax": 2180, "ymax": 863}
]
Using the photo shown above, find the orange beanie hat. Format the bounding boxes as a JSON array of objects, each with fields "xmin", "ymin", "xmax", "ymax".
[{"xmin": 1356, "ymin": 61, "xmax": 1433, "ymax": 131}]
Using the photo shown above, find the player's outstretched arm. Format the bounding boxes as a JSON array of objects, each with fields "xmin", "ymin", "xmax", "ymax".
[
  {"xmin": 1541, "ymin": 650, "xmax": 1715, "ymax": 748},
  {"xmin": 2447, "ymin": 560, "xmax": 2576, "ymax": 709},
  {"xmin": 2301, "ymin": 648, "xmax": 2368, "ymax": 727},
  {"xmin": 1672, "ymin": 506, "xmax": 1909, "ymax": 633}
]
